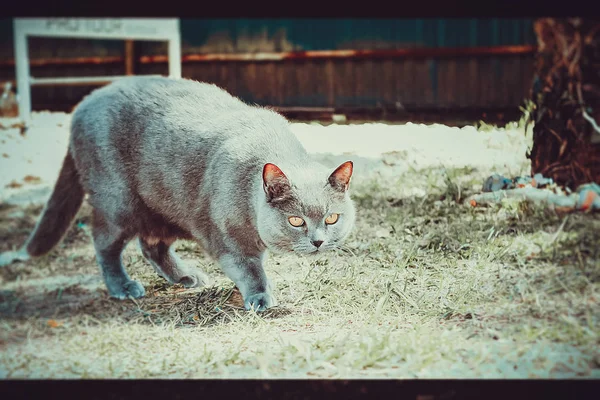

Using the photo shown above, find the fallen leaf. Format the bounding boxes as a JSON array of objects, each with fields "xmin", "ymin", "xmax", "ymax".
[
  {"xmin": 580, "ymin": 191, "xmax": 597, "ymax": 211},
  {"xmin": 23, "ymin": 175, "xmax": 41, "ymax": 184},
  {"xmin": 47, "ymin": 319, "xmax": 63, "ymax": 328},
  {"xmin": 6, "ymin": 180, "xmax": 22, "ymax": 188},
  {"xmin": 526, "ymin": 252, "xmax": 539, "ymax": 260},
  {"xmin": 11, "ymin": 122, "xmax": 27, "ymax": 136}
]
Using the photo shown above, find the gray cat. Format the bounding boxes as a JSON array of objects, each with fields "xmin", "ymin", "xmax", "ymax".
[{"xmin": 0, "ymin": 76, "xmax": 356, "ymax": 311}]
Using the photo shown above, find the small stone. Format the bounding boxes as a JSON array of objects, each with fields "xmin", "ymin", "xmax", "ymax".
[{"xmin": 375, "ymin": 228, "xmax": 390, "ymax": 238}]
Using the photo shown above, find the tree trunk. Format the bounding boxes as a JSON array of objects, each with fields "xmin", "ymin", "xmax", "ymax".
[{"xmin": 528, "ymin": 18, "xmax": 600, "ymax": 190}]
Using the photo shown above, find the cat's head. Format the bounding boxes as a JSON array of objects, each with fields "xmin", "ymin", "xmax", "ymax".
[{"xmin": 256, "ymin": 161, "xmax": 356, "ymax": 255}]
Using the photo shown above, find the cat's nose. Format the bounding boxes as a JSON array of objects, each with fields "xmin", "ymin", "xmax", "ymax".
[{"xmin": 311, "ymin": 240, "xmax": 324, "ymax": 248}]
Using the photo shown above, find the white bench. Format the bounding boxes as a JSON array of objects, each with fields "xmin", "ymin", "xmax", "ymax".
[{"xmin": 13, "ymin": 18, "xmax": 182, "ymax": 123}]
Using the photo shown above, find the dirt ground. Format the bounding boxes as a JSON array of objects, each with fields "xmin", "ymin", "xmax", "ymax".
[{"xmin": 0, "ymin": 114, "xmax": 599, "ymax": 378}]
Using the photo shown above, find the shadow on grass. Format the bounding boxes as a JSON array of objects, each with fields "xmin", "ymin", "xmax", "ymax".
[
  {"xmin": 0, "ymin": 203, "xmax": 291, "ymax": 342},
  {"xmin": 0, "ymin": 282, "xmax": 292, "ymax": 327}
]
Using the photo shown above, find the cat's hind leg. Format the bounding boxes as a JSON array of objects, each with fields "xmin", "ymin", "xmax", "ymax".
[
  {"xmin": 138, "ymin": 237, "xmax": 209, "ymax": 288},
  {"xmin": 92, "ymin": 209, "xmax": 145, "ymax": 299}
]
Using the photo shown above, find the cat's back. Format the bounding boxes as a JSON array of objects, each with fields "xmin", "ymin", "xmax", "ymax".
[
  {"xmin": 69, "ymin": 75, "xmax": 308, "ymax": 175},
  {"xmin": 71, "ymin": 75, "xmax": 301, "ymax": 153},
  {"xmin": 73, "ymin": 76, "xmax": 246, "ymax": 125}
]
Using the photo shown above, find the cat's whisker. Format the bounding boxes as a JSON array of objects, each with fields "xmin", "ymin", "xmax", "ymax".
[{"xmin": 332, "ymin": 243, "xmax": 357, "ymax": 256}]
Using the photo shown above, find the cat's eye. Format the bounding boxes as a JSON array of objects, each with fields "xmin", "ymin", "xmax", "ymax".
[
  {"xmin": 325, "ymin": 213, "xmax": 339, "ymax": 225},
  {"xmin": 288, "ymin": 216, "xmax": 305, "ymax": 227}
]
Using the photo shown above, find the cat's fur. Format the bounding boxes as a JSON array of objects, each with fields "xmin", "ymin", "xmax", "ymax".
[{"xmin": 0, "ymin": 76, "xmax": 356, "ymax": 311}]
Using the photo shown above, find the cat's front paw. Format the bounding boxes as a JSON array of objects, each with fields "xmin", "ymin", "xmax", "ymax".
[
  {"xmin": 107, "ymin": 279, "xmax": 146, "ymax": 300},
  {"xmin": 244, "ymin": 292, "xmax": 275, "ymax": 312}
]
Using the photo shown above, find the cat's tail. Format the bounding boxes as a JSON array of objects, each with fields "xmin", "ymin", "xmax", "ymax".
[{"xmin": 0, "ymin": 150, "xmax": 85, "ymax": 266}]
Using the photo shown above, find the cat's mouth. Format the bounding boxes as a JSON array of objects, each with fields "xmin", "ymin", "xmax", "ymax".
[
  {"xmin": 289, "ymin": 247, "xmax": 320, "ymax": 256},
  {"xmin": 287, "ymin": 243, "xmax": 336, "ymax": 256},
  {"xmin": 303, "ymin": 248, "xmax": 326, "ymax": 256}
]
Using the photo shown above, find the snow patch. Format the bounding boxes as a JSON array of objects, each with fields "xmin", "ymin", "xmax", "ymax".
[{"xmin": 0, "ymin": 112, "xmax": 530, "ymax": 205}]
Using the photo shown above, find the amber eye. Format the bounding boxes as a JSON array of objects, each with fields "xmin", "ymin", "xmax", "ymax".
[
  {"xmin": 325, "ymin": 213, "xmax": 339, "ymax": 225},
  {"xmin": 288, "ymin": 216, "xmax": 305, "ymax": 227}
]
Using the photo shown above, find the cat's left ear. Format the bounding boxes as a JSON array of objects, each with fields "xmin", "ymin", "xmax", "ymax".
[{"xmin": 328, "ymin": 161, "xmax": 353, "ymax": 192}]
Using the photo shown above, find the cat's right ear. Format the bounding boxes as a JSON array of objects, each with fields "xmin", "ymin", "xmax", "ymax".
[
  {"xmin": 263, "ymin": 163, "xmax": 292, "ymax": 203},
  {"xmin": 328, "ymin": 161, "xmax": 353, "ymax": 192}
]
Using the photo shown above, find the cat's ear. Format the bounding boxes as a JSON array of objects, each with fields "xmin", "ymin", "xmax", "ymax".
[
  {"xmin": 328, "ymin": 161, "xmax": 353, "ymax": 192},
  {"xmin": 263, "ymin": 163, "xmax": 292, "ymax": 203}
]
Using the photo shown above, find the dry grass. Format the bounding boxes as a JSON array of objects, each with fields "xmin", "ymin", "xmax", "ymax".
[{"xmin": 0, "ymin": 128, "xmax": 599, "ymax": 379}]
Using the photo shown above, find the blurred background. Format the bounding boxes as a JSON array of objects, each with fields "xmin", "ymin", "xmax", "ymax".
[
  {"xmin": 1, "ymin": 18, "xmax": 598, "ymax": 189},
  {"xmin": 0, "ymin": 18, "xmax": 537, "ymax": 125}
]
